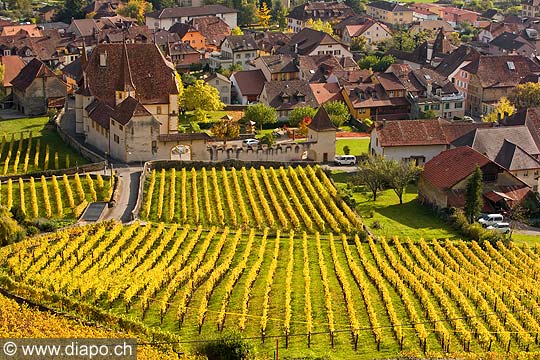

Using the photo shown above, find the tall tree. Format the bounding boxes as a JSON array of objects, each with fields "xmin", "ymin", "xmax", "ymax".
[
  {"xmin": 288, "ymin": 106, "xmax": 316, "ymax": 126},
  {"xmin": 239, "ymin": 2, "xmax": 257, "ymax": 26},
  {"xmin": 383, "ymin": 160, "xmax": 422, "ymax": 204},
  {"xmin": 354, "ymin": 155, "xmax": 387, "ymax": 201},
  {"xmin": 242, "ymin": 103, "xmax": 277, "ymax": 130},
  {"xmin": 181, "ymin": 80, "xmax": 224, "ymax": 112},
  {"xmin": 482, "ymin": 97, "xmax": 515, "ymax": 123},
  {"xmin": 271, "ymin": 0, "xmax": 287, "ymax": 29},
  {"xmin": 256, "ymin": 2, "xmax": 272, "ymax": 28},
  {"xmin": 512, "ymin": 82, "xmax": 540, "ymax": 108},
  {"xmin": 117, "ymin": 0, "xmax": 152, "ymax": 24},
  {"xmin": 55, "ymin": 0, "xmax": 85, "ymax": 21},
  {"xmin": 464, "ymin": 165, "xmax": 483, "ymax": 223},
  {"xmin": 324, "ymin": 101, "xmax": 349, "ymax": 127},
  {"xmin": 211, "ymin": 118, "xmax": 240, "ymax": 144},
  {"xmin": 0, "ymin": 205, "xmax": 24, "ymax": 246},
  {"xmin": 0, "ymin": 64, "xmax": 6, "ymax": 100}
]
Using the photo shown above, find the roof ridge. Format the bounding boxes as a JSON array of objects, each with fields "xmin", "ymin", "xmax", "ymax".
[{"xmin": 116, "ymin": 41, "xmax": 136, "ymax": 93}]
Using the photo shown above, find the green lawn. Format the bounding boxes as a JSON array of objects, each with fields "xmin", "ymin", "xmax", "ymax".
[
  {"xmin": 336, "ymin": 138, "xmax": 370, "ymax": 155},
  {"xmin": 510, "ymin": 232, "xmax": 540, "ymax": 245},
  {"xmin": 330, "ymin": 172, "xmax": 461, "ymax": 241},
  {"xmin": 0, "ymin": 117, "xmax": 88, "ymax": 174}
]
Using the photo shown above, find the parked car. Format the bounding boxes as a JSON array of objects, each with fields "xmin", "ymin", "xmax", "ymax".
[
  {"xmin": 486, "ymin": 222, "xmax": 511, "ymax": 234},
  {"xmin": 243, "ymin": 138, "xmax": 260, "ymax": 146},
  {"xmin": 477, "ymin": 213, "xmax": 504, "ymax": 227},
  {"xmin": 334, "ymin": 155, "xmax": 357, "ymax": 166}
]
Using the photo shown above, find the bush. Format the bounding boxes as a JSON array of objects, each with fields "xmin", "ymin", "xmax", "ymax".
[
  {"xmin": 372, "ymin": 220, "xmax": 381, "ymax": 229},
  {"xmin": 448, "ymin": 209, "xmax": 505, "ymax": 242},
  {"xmin": 343, "ymin": 145, "xmax": 351, "ymax": 155},
  {"xmin": 26, "ymin": 225, "xmax": 39, "ymax": 236},
  {"xmin": 196, "ymin": 332, "xmax": 256, "ymax": 360}
]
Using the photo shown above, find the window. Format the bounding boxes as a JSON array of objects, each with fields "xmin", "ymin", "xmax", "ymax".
[
  {"xmin": 157, "ymin": 106, "xmax": 162, "ymax": 115},
  {"xmin": 119, "ymin": 124, "xmax": 123, "ymax": 131},
  {"xmin": 113, "ymin": 134, "xmax": 120, "ymax": 144},
  {"xmin": 236, "ymin": 54, "xmax": 241, "ymax": 59},
  {"xmin": 245, "ymin": 53, "xmax": 251, "ymax": 58},
  {"xmin": 334, "ymin": 50, "xmax": 341, "ymax": 55},
  {"xmin": 424, "ymin": 105, "xmax": 430, "ymax": 111},
  {"xmin": 445, "ymin": 103, "xmax": 450, "ymax": 109},
  {"xmin": 152, "ymin": 141, "xmax": 157, "ymax": 154},
  {"xmin": 455, "ymin": 102, "xmax": 463, "ymax": 108},
  {"xmin": 524, "ymin": 171, "xmax": 529, "ymax": 177},
  {"xmin": 431, "ymin": 104, "xmax": 440, "ymax": 110}
]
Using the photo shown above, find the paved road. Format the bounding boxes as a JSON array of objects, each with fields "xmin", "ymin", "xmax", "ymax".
[{"xmin": 100, "ymin": 165, "xmax": 142, "ymax": 223}]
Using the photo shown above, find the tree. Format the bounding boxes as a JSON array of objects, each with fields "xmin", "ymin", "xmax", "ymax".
[
  {"xmin": 231, "ymin": 26, "xmax": 244, "ymax": 35},
  {"xmin": 288, "ymin": 106, "xmax": 316, "ymax": 126},
  {"xmin": 512, "ymin": 82, "xmax": 540, "ymax": 108},
  {"xmin": 55, "ymin": 0, "xmax": 85, "ymax": 21},
  {"xmin": 217, "ymin": 63, "xmax": 243, "ymax": 77},
  {"xmin": 256, "ymin": 2, "xmax": 271, "ymax": 28},
  {"xmin": 351, "ymin": 36, "xmax": 368, "ymax": 53},
  {"xmin": 238, "ymin": 2, "xmax": 257, "ymax": 26},
  {"xmin": 482, "ymin": 97, "xmax": 515, "ymax": 123},
  {"xmin": 117, "ymin": 0, "xmax": 152, "ymax": 24},
  {"xmin": 357, "ymin": 55, "xmax": 394, "ymax": 72},
  {"xmin": 421, "ymin": 109, "xmax": 439, "ymax": 119},
  {"xmin": 211, "ymin": 118, "xmax": 240, "ymax": 144},
  {"xmin": 8, "ymin": 0, "xmax": 32, "ymax": 16},
  {"xmin": 306, "ymin": 19, "xmax": 333, "ymax": 35},
  {"xmin": 382, "ymin": 30, "xmax": 431, "ymax": 52},
  {"xmin": 242, "ymin": 103, "xmax": 278, "ymax": 130},
  {"xmin": 174, "ymin": 70, "xmax": 184, "ymax": 108},
  {"xmin": 181, "ymin": 80, "xmax": 224, "ymax": 112},
  {"xmin": 324, "ymin": 101, "xmax": 350, "ymax": 127},
  {"xmin": 272, "ymin": 0, "xmax": 287, "ymax": 29},
  {"xmin": 0, "ymin": 205, "xmax": 24, "ymax": 246},
  {"xmin": 354, "ymin": 155, "xmax": 387, "ymax": 201},
  {"xmin": 383, "ymin": 160, "xmax": 422, "ymax": 204},
  {"xmin": 0, "ymin": 64, "xmax": 6, "ymax": 100},
  {"xmin": 260, "ymin": 133, "xmax": 276, "ymax": 146},
  {"xmin": 464, "ymin": 165, "xmax": 483, "ymax": 223},
  {"xmin": 343, "ymin": 145, "xmax": 351, "ymax": 155}
]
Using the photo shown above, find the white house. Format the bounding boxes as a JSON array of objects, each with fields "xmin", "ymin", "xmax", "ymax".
[{"xmin": 145, "ymin": 5, "xmax": 238, "ymax": 30}]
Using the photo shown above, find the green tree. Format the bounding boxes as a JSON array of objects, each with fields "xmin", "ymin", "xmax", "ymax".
[
  {"xmin": 181, "ymin": 80, "xmax": 224, "ymax": 112},
  {"xmin": 351, "ymin": 36, "xmax": 368, "ymax": 53},
  {"xmin": 288, "ymin": 106, "xmax": 316, "ymax": 126},
  {"xmin": 239, "ymin": 3, "xmax": 257, "ymax": 26},
  {"xmin": 343, "ymin": 145, "xmax": 350, "ymax": 155},
  {"xmin": 482, "ymin": 97, "xmax": 515, "ymax": 123},
  {"xmin": 217, "ymin": 63, "xmax": 243, "ymax": 77},
  {"xmin": 383, "ymin": 160, "xmax": 422, "ymax": 204},
  {"xmin": 358, "ymin": 55, "xmax": 394, "ymax": 72},
  {"xmin": 117, "ymin": 0, "xmax": 152, "ymax": 24},
  {"xmin": 272, "ymin": 0, "xmax": 287, "ymax": 29},
  {"xmin": 55, "ymin": 0, "xmax": 85, "ymax": 21},
  {"xmin": 211, "ymin": 118, "xmax": 240, "ymax": 144},
  {"xmin": 421, "ymin": 109, "xmax": 439, "ymax": 119},
  {"xmin": 512, "ymin": 82, "xmax": 540, "ymax": 108},
  {"xmin": 324, "ymin": 101, "xmax": 349, "ymax": 127},
  {"xmin": 260, "ymin": 132, "xmax": 276, "ymax": 146},
  {"xmin": 186, "ymin": 121, "xmax": 201, "ymax": 133},
  {"xmin": 242, "ymin": 103, "xmax": 278, "ymax": 130},
  {"xmin": 256, "ymin": 2, "xmax": 272, "ymax": 28},
  {"xmin": 0, "ymin": 205, "xmax": 25, "ymax": 246},
  {"xmin": 464, "ymin": 165, "xmax": 483, "ymax": 223},
  {"xmin": 354, "ymin": 155, "xmax": 387, "ymax": 201},
  {"xmin": 8, "ymin": 0, "xmax": 32, "ymax": 16}
]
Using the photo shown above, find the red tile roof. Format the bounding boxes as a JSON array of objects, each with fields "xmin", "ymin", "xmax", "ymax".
[
  {"xmin": 422, "ymin": 146, "xmax": 492, "ymax": 189},
  {"xmin": 11, "ymin": 58, "xmax": 58, "ymax": 91},
  {"xmin": 231, "ymin": 69, "xmax": 266, "ymax": 96},
  {"xmin": 0, "ymin": 55, "xmax": 26, "ymax": 87},
  {"xmin": 309, "ymin": 82, "xmax": 344, "ymax": 105},
  {"xmin": 309, "ymin": 106, "xmax": 337, "ymax": 132}
]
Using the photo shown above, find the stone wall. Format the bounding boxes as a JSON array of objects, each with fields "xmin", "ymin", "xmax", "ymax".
[{"xmin": 207, "ymin": 142, "xmax": 316, "ymax": 162}]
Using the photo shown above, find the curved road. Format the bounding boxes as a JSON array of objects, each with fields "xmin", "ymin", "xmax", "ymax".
[{"xmin": 100, "ymin": 165, "xmax": 142, "ymax": 223}]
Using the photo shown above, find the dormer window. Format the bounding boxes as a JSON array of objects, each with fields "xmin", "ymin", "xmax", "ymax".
[{"xmin": 3, "ymin": 50, "xmax": 10, "ymax": 56}]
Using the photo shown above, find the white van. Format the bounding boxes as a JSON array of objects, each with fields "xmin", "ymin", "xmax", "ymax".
[
  {"xmin": 334, "ymin": 155, "xmax": 357, "ymax": 166},
  {"xmin": 478, "ymin": 214, "xmax": 504, "ymax": 227}
]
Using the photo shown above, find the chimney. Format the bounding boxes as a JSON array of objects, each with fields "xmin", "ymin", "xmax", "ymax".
[
  {"xmin": 426, "ymin": 42, "xmax": 434, "ymax": 62},
  {"xmin": 99, "ymin": 50, "xmax": 107, "ymax": 66},
  {"xmin": 426, "ymin": 82, "xmax": 432, "ymax": 96}
]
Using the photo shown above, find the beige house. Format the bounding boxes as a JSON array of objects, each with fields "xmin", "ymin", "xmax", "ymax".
[
  {"xmin": 366, "ymin": 1, "xmax": 414, "ymax": 27},
  {"xmin": 522, "ymin": 0, "xmax": 540, "ymax": 17},
  {"xmin": 205, "ymin": 72, "xmax": 231, "ymax": 104},
  {"xmin": 145, "ymin": 5, "xmax": 238, "ymax": 30},
  {"xmin": 341, "ymin": 19, "xmax": 392, "ymax": 46},
  {"xmin": 75, "ymin": 43, "xmax": 211, "ymax": 163}
]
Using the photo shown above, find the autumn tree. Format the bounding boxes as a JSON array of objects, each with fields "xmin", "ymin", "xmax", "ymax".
[
  {"xmin": 256, "ymin": 2, "xmax": 272, "ymax": 28},
  {"xmin": 324, "ymin": 101, "xmax": 349, "ymax": 127},
  {"xmin": 117, "ymin": 0, "xmax": 152, "ymax": 24},
  {"xmin": 0, "ymin": 64, "xmax": 6, "ymax": 99},
  {"xmin": 482, "ymin": 96, "xmax": 515, "ymax": 123},
  {"xmin": 306, "ymin": 19, "xmax": 334, "ymax": 35},
  {"xmin": 288, "ymin": 106, "xmax": 316, "ymax": 126},
  {"xmin": 0, "ymin": 205, "xmax": 25, "ymax": 246},
  {"xmin": 181, "ymin": 80, "xmax": 224, "ymax": 112},
  {"xmin": 242, "ymin": 103, "xmax": 278, "ymax": 130},
  {"xmin": 512, "ymin": 82, "xmax": 540, "ymax": 108},
  {"xmin": 211, "ymin": 117, "xmax": 240, "ymax": 144},
  {"xmin": 464, "ymin": 165, "xmax": 483, "ymax": 223},
  {"xmin": 231, "ymin": 26, "xmax": 244, "ymax": 35}
]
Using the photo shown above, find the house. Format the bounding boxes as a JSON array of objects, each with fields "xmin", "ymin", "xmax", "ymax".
[
  {"xmin": 369, "ymin": 118, "xmax": 487, "ymax": 164},
  {"xmin": 309, "ymin": 82, "xmax": 345, "ymax": 105},
  {"xmin": 11, "ymin": 58, "xmax": 67, "ymax": 115},
  {"xmin": 250, "ymin": 54, "xmax": 299, "ymax": 82},
  {"xmin": 418, "ymin": 146, "xmax": 531, "ymax": 212},
  {"xmin": 306, "ymin": 106, "xmax": 337, "ymax": 163},
  {"xmin": 259, "ymin": 79, "xmax": 318, "ymax": 120},
  {"xmin": 522, "ymin": 0, "xmax": 540, "ymax": 17},
  {"xmin": 1, "ymin": 25, "xmax": 42, "ymax": 37},
  {"xmin": 189, "ymin": 16, "xmax": 230, "ymax": 52},
  {"xmin": 341, "ymin": 18, "xmax": 392, "ymax": 46},
  {"xmin": 75, "ymin": 42, "xmax": 211, "ymax": 162},
  {"xmin": 452, "ymin": 126, "xmax": 540, "ymax": 191},
  {"xmin": 37, "ymin": 5, "xmax": 58, "ymax": 22},
  {"xmin": 82, "ymin": 0, "xmax": 124, "ymax": 18},
  {"xmin": 439, "ymin": 7, "xmax": 479, "ymax": 27},
  {"xmin": 167, "ymin": 42, "xmax": 202, "ymax": 70},
  {"xmin": 0, "ymin": 55, "xmax": 26, "ymax": 95},
  {"xmin": 434, "ymin": 45, "xmax": 480, "ymax": 98},
  {"xmin": 168, "ymin": 23, "xmax": 206, "ymax": 51},
  {"xmin": 385, "ymin": 65, "xmax": 465, "ymax": 119},
  {"xmin": 342, "ymin": 82, "xmax": 410, "ymax": 120},
  {"xmin": 411, "ymin": 8, "xmax": 439, "ymax": 21},
  {"xmin": 478, "ymin": 22, "xmax": 523, "ymax": 44},
  {"xmin": 253, "ymin": 32, "xmax": 292, "ymax": 55},
  {"xmin": 277, "ymin": 28, "xmax": 352, "ymax": 58},
  {"xmin": 461, "ymin": 55, "xmax": 540, "ymax": 116},
  {"xmin": 409, "ymin": 20, "xmax": 454, "ymax": 34},
  {"xmin": 210, "ymin": 34, "xmax": 258, "ymax": 70},
  {"xmin": 145, "ymin": 5, "xmax": 238, "ymax": 30},
  {"xmin": 205, "ymin": 72, "xmax": 231, "ymax": 104},
  {"xmin": 366, "ymin": 1, "xmax": 414, "ymax": 27},
  {"xmin": 286, "ymin": 1, "xmax": 355, "ymax": 33},
  {"xmin": 488, "ymin": 32, "xmax": 536, "ymax": 57},
  {"xmin": 408, "ymin": 3, "xmax": 442, "ymax": 19},
  {"xmin": 230, "ymin": 69, "xmax": 266, "ymax": 104}
]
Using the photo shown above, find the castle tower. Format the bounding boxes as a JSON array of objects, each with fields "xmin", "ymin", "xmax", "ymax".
[{"xmin": 307, "ymin": 106, "xmax": 337, "ymax": 163}]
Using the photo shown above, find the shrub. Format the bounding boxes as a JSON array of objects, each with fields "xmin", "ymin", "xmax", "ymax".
[
  {"xmin": 196, "ymin": 332, "xmax": 256, "ymax": 360},
  {"xmin": 372, "ymin": 220, "xmax": 381, "ymax": 229},
  {"xmin": 25, "ymin": 225, "xmax": 39, "ymax": 236},
  {"xmin": 343, "ymin": 145, "xmax": 350, "ymax": 155}
]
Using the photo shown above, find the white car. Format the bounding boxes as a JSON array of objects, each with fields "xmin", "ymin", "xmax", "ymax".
[
  {"xmin": 334, "ymin": 155, "xmax": 357, "ymax": 166},
  {"xmin": 478, "ymin": 214, "xmax": 504, "ymax": 227},
  {"xmin": 487, "ymin": 222, "xmax": 511, "ymax": 234},
  {"xmin": 243, "ymin": 139, "xmax": 260, "ymax": 146}
]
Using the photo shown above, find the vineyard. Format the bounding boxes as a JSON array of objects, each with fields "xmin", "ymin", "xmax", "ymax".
[
  {"xmin": 0, "ymin": 131, "xmax": 86, "ymax": 175},
  {"xmin": 141, "ymin": 165, "xmax": 363, "ymax": 234},
  {"xmin": 0, "ymin": 173, "xmax": 112, "ymax": 219},
  {"xmin": 2, "ymin": 222, "xmax": 540, "ymax": 358}
]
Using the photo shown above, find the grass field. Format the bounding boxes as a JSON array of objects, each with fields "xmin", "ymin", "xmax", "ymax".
[
  {"xmin": 0, "ymin": 173, "xmax": 111, "ymax": 220},
  {"xmin": 140, "ymin": 165, "xmax": 363, "ymax": 234},
  {"xmin": 510, "ymin": 232, "xmax": 540, "ymax": 245},
  {"xmin": 0, "ymin": 117, "xmax": 87, "ymax": 175},
  {"xmin": 331, "ymin": 172, "xmax": 461, "ymax": 241},
  {"xmin": 2, "ymin": 222, "xmax": 540, "ymax": 358},
  {"xmin": 336, "ymin": 138, "xmax": 370, "ymax": 155}
]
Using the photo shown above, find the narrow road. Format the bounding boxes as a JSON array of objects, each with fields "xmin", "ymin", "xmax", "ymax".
[{"xmin": 101, "ymin": 165, "xmax": 142, "ymax": 223}]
